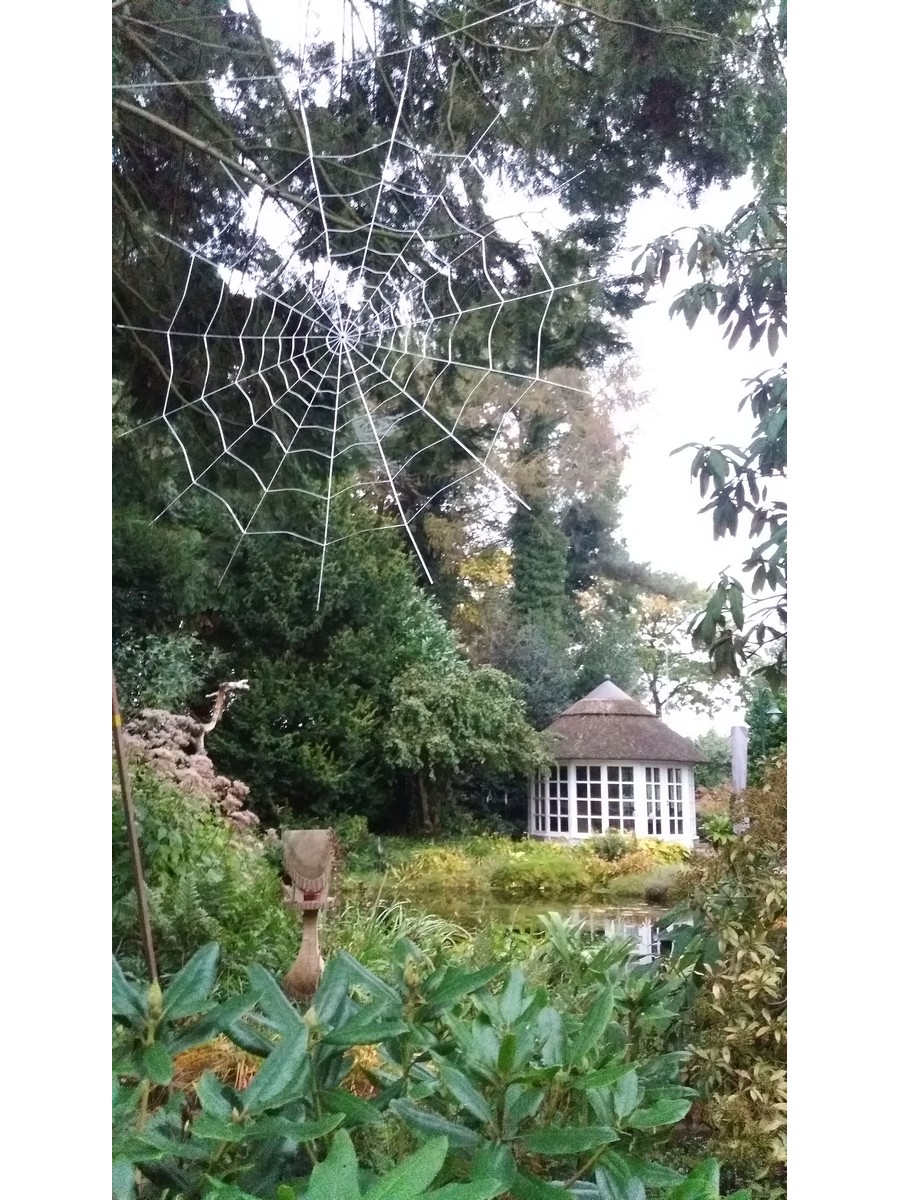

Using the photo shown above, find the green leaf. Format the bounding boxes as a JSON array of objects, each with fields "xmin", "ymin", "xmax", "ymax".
[
  {"xmin": 287, "ymin": 1114, "xmax": 346, "ymax": 1142},
  {"xmin": 538, "ymin": 1007, "xmax": 564, "ymax": 1066},
  {"xmin": 190, "ymin": 1112, "xmax": 252, "ymax": 1143},
  {"xmin": 510, "ymin": 1170, "xmax": 574, "ymax": 1200},
  {"xmin": 324, "ymin": 951, "xmax": 403, "ymax": 1013},
  {"xmin": 497, "ymin": 1032, "xmax": 517, "ymax": 1076},
  {"xmin": 324, "ymin": 1002, "xmax": 409, "ymax": 1048},
  {"xmin": 576, "ymin": 1061, "xmax": 634, "ymax": 1090},
  {"xmin": 241, "ymin": 1028, "xmax": 310, "ymax": 1114},
  {"xmin": 322, "ymin": 1089, "xmax": 385, "ymax": 1128},
  {"xmin": 498, "ymin": 969, "xmax": 527, "ymax": 1023},
  {"xmin": 472, "ymin": 1143, "xmax": 516, "ymax": 1189},
  {"xmin": 727, "ymin": 584, "xmax": 745, "ymax": 629},
  {"xmin": 593, "ymin": 1150, "xmax": 646, "ymax": 1200},
  {"xmin": 162, "ymin": 943, "xmax": 220, "ymax": 1020},
  {"xmin": 203, "ymin": 1185, "xmax": 267, "ymax": 1200},
  {"xmin": 195, "ymin": 1070, "xmax": 233, "ymax": 1120},
  {"xmin": 247, "ymin": 965, "xmax": 305, "ymax": 1036},
  {"xmin": 426, "ymin": 965, "xmax": 502, "ymax": 1011},
  {"xmin": 113, "ymin": 957, "xmax": 147, "ymax": 1023},
  {"xmin": 632, "ymin": 1161, "xmax": 686, "ymax": 1187},
  {"xmin": 567, "ymin": 988, "xmax": 613, "ymax": 1064},
  {"xmin": 522, "ymin": 1126, "xmax": 618, "ymax": 1155},
  {"xmin": 427, "ymin": 1182, "xmax": 505, "ymax": 1200},
  {"xmin": 168, "ymin": 990, "xmax": 263, "ymax": 1055},
  {"xmin": 111, "ymin": 1159, "xmax": 136, "ymax": 1200},
  {"xmin": 612, "ymin": 1071, "xmax": 640, "ymax": 1119},
  {"xmin": 669, "ymin": 1159, "xmax": 720, "ymax": 1200},
  {"xmin": 436, "ymin": 1058, "xmax": 493, "ymax": 1124},
  {"xmin": 223, "ymin": 1014, "xmax": 276, "ymax": 1058},
  {"xmin": 140, "ymin": 1043, "xmax": 174, "ymax": 1086},
  {"xmin": 627, "ymin": 1098, "xmax": 693, "ymax": 1129},
  {"xmin": 501, "ymin": 1084, "xmax": 544, "ymax": 1138},
  {"xmin": 305, "ymin": 1130, "xmax": 361, "ymax": 1200},
  {"xmin": 389, "ymin": 1099, "xmax": 482, "ymax": 1149},
  {"xmin": 364, "ymin": 1135, "xmax": 447, "ymax": 1200}
]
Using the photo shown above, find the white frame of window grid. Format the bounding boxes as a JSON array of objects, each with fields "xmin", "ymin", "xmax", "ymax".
[{"xmin": 530, "ymin": 762, "xmax": 695, "ymax": 843}]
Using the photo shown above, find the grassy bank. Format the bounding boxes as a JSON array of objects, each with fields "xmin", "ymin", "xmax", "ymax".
[{"xmin": 341, "ymin": 827, "xmax": 690, "ymax": 908}]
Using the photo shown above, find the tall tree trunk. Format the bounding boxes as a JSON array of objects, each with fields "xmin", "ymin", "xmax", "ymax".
[{"xmin": 417, "ymin": 772, "xmax": 433, "ymax": 833}]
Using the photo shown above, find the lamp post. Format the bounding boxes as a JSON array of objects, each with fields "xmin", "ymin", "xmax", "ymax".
[{"xmin": 760, "ymin": 698, "xmax": 783, "ymax": 759}]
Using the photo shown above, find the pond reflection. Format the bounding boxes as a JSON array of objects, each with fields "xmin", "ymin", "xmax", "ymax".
[
  {"xmin": 381, "ymin": 890, "xmax": 674, "ymax": 964},
  {"xmin": 564, "ymin": 906, "xmax": 674, "ymax": 964}
]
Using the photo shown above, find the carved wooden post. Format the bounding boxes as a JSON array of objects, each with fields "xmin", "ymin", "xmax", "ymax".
[{"xmin": 282, "ymin": 829, "xmax": 333, "ymax": 1000}]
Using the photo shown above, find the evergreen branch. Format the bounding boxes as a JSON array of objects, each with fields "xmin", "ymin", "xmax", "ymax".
[
  {"xmin": 112, "ymin": 292, "xmax": 193, "ymax": 415},
  {"xmin": 555, "ymin": 1, "xmax": 715, "ymax": 44},
  {"xmin": 118, "ymin": 14, "xmax": 266, "ymax": 58},
  {"xmin": 114, "ymin": 19, "xmax": 247, "ymax": 150},
  {"xmin": 114, "ymin": 98, "xmax": 312, "ymax": 217}
]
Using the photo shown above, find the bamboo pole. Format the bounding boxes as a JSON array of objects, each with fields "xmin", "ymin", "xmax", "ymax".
[{"xmin": 112, "ymin": 673, "xmax": 158, "ymax": 983}]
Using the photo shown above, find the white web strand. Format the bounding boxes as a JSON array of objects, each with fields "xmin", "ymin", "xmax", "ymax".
[{"xmin": 116, "ymin": 13, "xmax": 604, "ymax": 605}]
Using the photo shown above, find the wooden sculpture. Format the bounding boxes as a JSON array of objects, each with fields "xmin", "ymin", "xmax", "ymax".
[{"xmin": 282, "ymin": 829, "xmax": 333, "ymax": 1000}]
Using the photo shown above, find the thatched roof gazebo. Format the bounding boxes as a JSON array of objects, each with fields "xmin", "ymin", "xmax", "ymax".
[{"xmin": 529, "ymin": 679, "xmax": 703, "ymax": 844}]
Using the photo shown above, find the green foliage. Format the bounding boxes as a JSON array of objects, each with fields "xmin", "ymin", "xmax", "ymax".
[
  {"xmin": 575, "ymin": 609, "xmax": 644, "ymax": 703},
  {"xmin": 384, "ymin": 663, "xmax": 548, "ymax": 831},
  {"xmin": 489, "ymin": 847, "xmax": 602, "ymax": 900},
  {"xmin": 606, "ymin": 867, "xmax": 686, "ymax": 907},
  {"xmin": 696, "ymin": 812, "xmax": 735, "ymax": 847},
  {"xmin": 744, "ymin": 689, "xmax": 786, "ymax": 785},
  {"xmin": 113, "ymin": 936, "xmax": 750, "ymax": 1200},
  {"xmin": 113, "ymin": 630, "xmax": 210, "ymax": 717},
  {"xmin": 112, "ymin": 504, "xmax": 215, "ymax": 639},
  {"xmin": 485, "ymin": 616, "xmax": 579, "ymax": 730},
  {"xmin": 692, "ymin": 732, "xmax": 732, "ymax": 791},
  {"xmin": 356, "ymin": 836, "xmax": 690, "ymax": 906},
  {"xmin": 664, "ymin": 756, "xmax": 787, "ymax": 1191},
  {"xmin": 113, "ymin": 766, "xmax": 296, "ymax": 990},
  {"xmin": 509, "ymin": 500, "xmax": 572, "ymax": 644},
  {"xmin": 633, "ymin": 592, "xmax": 738, "ymax": 718},
  {"xmin": 198, "ymin": 524, "xmax": 485, "ymax": 827},
  {"xmin": 588, "ymin": 831, "xmax": 635, "ymax": 863},
  {"xmin": 324, "ymin": 902, "xmax": 474, "ymax": 979}
]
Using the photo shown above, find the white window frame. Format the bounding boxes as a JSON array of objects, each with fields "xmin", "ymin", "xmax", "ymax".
[
  {"xmin": 666, "ymin": 766, "xmax": 685, "ymax": 836},
  {"xmin": 532, "ymin": 761, "xmax": 696, "ymax": 843},
  {"xmin": 645, "ymin": 766, "xmax": 663, "ymax": 836}
]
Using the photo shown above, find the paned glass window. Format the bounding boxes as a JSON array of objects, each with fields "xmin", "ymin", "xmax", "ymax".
[{"xmin": 667, "ymin": 767, "xmax": 683, "ymax": 835}]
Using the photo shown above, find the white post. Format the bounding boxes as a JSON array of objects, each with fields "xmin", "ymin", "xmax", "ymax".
[
  {"xmin": 731, "ymin": 724, "xmax": 749, "ymax": 792},
  {"xmin": 686, "ymin": 766, "xmax": 698, "ymax": 843}
]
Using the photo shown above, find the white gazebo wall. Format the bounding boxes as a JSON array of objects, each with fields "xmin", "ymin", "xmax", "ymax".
[{"xmin": 528, "ymin": 761, "xmax": 696, "ymax": 845}]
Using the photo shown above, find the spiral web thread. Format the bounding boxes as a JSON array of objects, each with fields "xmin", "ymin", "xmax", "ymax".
[{"xmin": 116, "ymin": 4, "xmax": 606, "ymax": 606}]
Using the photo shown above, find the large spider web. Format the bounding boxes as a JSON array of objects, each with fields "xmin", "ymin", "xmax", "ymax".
[{"xmin": 115, "ymin": 3, "xmax": 604, "ymax": 605}]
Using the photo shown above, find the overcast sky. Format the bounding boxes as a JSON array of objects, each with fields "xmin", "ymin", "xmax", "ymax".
[{"xmin": 615, "ymin": 180, "xmax": 776, "ymax": 590}]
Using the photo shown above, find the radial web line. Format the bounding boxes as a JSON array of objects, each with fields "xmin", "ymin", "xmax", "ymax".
[
  {"xmin": 317, "ymin": 347, "xmax": 344, "ymax": 609},
  {"xmin": 344, "ymin": 347, "xmax": 434, "ymax": 583}
]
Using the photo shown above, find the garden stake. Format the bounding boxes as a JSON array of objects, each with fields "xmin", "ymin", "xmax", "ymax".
[{"xmin": 112, "ymin": 673, "xmax": 158, "ymax": 984}]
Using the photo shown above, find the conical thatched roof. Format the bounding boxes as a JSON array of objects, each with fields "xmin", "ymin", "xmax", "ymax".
[{"xmin": 545, "ymin": 679, "xmax": 704, "ymax": 764}]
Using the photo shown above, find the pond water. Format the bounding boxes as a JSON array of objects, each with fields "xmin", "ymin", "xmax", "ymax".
[{"xmin": 384, "ymin": 891, "xmax": 674, "ymax": 964}]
